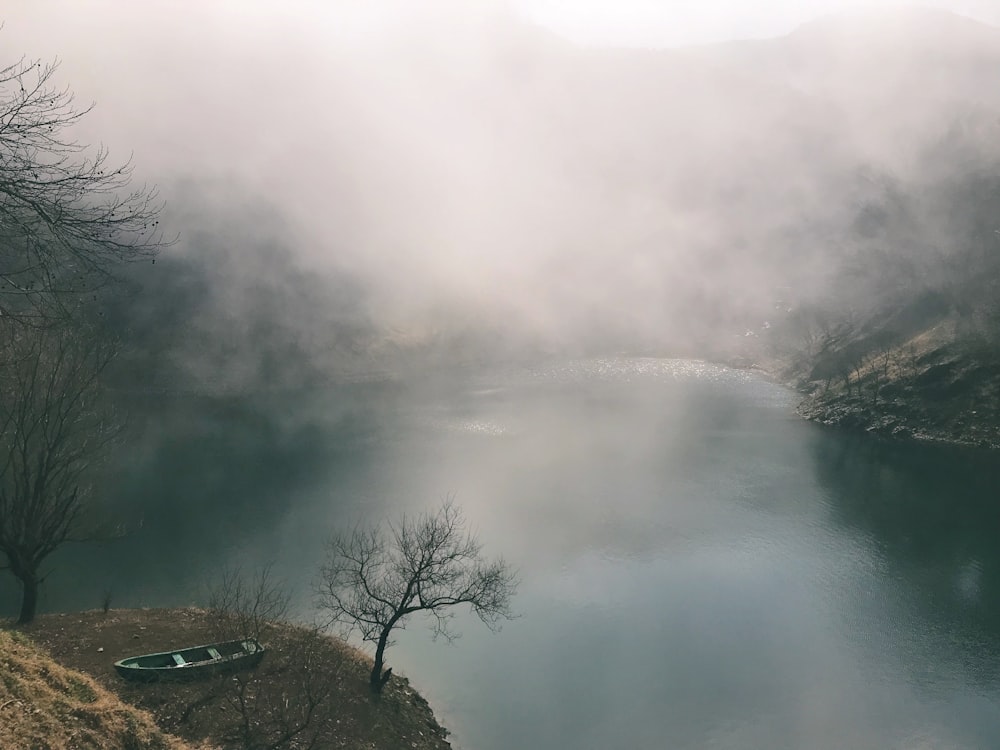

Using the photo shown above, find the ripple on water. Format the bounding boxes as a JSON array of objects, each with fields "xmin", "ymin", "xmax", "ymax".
[
  {"xmin": 525, "ymin": 357, "xmax": 750, "ymax": 383},
  {"xmin": 515, "ymin": 357, "xmax": 795, "ymax": 407},
  {"xmin": 425, "ymin": 418, "xmax": 508, "ymax": 437}
]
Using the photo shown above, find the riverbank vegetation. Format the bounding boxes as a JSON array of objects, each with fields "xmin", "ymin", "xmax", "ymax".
[
  {"xmin": 759, "ymin": 154, "xmax": 1000, "ymax": 449},
  {"xmin": 784, "ymin": 311, "xmax": 1000, "ymax": 449},
  {"xmin": 0, "ymin": 627, "xmax": 198, "ymax": 750},
  {"xmin": 13, "ymin": 608, "xmax": 452, "ymax": 750},
  {"xmin": 765, "ymin": 170, "xmax": 1000, "ymax": 448}
]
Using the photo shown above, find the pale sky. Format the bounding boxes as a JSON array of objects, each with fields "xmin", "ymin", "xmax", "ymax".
[
  {"xmin": 511, "ymin": 0, "xmax": 1000, "ymax": 46},
  {"xmin": 79, "ymin": 1, "xmax": 998, "ymax": 49}
]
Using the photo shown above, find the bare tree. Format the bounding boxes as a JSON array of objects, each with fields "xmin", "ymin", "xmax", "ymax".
[
  {"xmin": 207, "ymin": 564, "xmax": 290, "ymax": 644},
  {"xmin": 317, "ymin": 497, "xmax": 518, "ymax": 694},
  {"xmin": 198, "ymin": 566, "xmax": 342, "ymax": 750},
  {"xmin": 221, "ymin": 628, "xmax": 342, "ymax": 750},
  {"xmin": 0, "ymin": 323, "xmax": 121, "ymax": 623},
  {"xmin": 0, "ymin": 54, "xmax": 166, "ymax": 323},
  {"xmin": 868, "ymin": 344, "xmax": 894, "ymax": 408}
]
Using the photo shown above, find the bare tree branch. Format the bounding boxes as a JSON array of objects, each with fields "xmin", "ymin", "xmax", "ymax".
[
  {"xmin": 203, "ymin": 566, "xmax": 342, "ymax": 750},
  {"xmin": 317, "ymin": 497, "xmax": 518, "ymax": 694},
  {"xmin": 207, "ymin": 563, "xmax": 290, "ymax": 644},
  {"xmin": 0, "ymin": 54, "xmax": 170, "ymax": 324},
  {"xmin": 0, "ymin": 321, "xmax": 122, "ymax": 623}
]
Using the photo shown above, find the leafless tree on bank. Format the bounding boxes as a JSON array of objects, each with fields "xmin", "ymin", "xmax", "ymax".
[
  {"xmin": 0, "ymin": 323, "xmax": 121, "ymax": 623},
  {"xmin": 0, "ymin": 54, "xmax": 168, "ymax": 323},
  {"xmin": 198, "ymin": 566, "xmax": 342, "ymax": 750},
  {"xmin": 221, "ymin": 628, "xmax": 342, "ymax": 750},
  {"xmin": 317, "ymin": 497, "xmax": 518, "ymax": 694},
  {"xmin": 207, "ymin": 564, "xmax": 290, "ymax": 644}
]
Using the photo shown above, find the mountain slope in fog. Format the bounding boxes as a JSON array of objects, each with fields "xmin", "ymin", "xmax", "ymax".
[
  {"xmin": 95, "ymin": 5, "xmax": 1000, "ymax": 393},
  {"xmin": 685, "ymin": 7, "xmax": 1000, "ymax": 146},
  {"xmin": 332, "ymin": 4, "xmax": 1000, "ymax": 359},
  {"xmin": 714, "ymin": 8, "xmax": 1000, "ymax": 447}
]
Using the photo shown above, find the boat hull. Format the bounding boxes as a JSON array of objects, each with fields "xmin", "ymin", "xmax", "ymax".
[{"xmin": 113, "ymin": 638, "xmax": 265, "ymax": 682}]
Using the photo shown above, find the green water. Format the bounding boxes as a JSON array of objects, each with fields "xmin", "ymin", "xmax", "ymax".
[{"xmin": 11, "ymin": 358, "xmax": 1000, "ymax": 749}]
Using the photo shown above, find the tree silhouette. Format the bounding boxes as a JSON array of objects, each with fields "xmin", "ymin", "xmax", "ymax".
[
  {"xmin": 317, "ymin": 498, "xmax": 517, "ymax": 694},
  {"xmin": 0, "ymin": 324, "xmax": 120, "ymax": 623},
  {"xmin": 0, "ymin": 54, "xmax": 166, "ymax": 323}
]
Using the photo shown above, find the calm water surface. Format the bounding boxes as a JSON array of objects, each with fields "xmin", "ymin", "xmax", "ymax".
[{"xmin": 8, "ymin": 358, "xmax": 1000, "ymax": 749}]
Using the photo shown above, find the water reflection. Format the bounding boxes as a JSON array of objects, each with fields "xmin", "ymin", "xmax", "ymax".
[
  {"xmin": 0, "ymin": 384, "xmax": 401, "ymax": 616},
  {"xmin": 815, "ymin": 436, "xmax": 1000, "ymax": 636},
  {"xmin": 4, "ymin": 360, "xmax": 1000, "ymax": 750}
]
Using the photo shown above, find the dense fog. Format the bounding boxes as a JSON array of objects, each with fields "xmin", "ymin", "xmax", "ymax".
[
  {"xmin": 6, "ymin": 7, "xmax": 1000, "ymax": 748},
  {"xmin": 5, "ymin": 1, "xmax": 1000, "ymax": 388}
]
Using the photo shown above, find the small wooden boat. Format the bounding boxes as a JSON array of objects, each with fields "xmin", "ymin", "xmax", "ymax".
[{"xmin": 114, "ymin": 638, "xmax": 265, "ymax": 682}]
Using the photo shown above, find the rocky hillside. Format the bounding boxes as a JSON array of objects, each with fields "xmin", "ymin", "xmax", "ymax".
[{"xmin": 775, "ymin": 302, "xmax": 1000, "ymax": 449}]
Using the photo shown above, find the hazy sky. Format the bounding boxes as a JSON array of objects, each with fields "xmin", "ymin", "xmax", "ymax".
[
  {"xmin": 29, "ymin": 1, "xmax": 991, "ymax": 49},
  {"xmin": 5, "ymin": 0, "xmax": 999, "ymax": 368},
  {"xmin": 514, "ymin": 0, "xmax": 1000, "ymax": 45}
]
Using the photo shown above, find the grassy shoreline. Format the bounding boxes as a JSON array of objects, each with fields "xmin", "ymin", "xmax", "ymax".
[
  {"xmin": 5, "ymin": 608, "xmax": 452, "ymax": 750},
  {"xmin": 0, "ymin": 627, "xmax": 198, "ymax": 750}
]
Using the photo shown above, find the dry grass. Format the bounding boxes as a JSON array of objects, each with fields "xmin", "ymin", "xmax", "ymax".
[
  {"xmin": 0, "ymin": 628, "xmax": 200, "ymax": 750},
  {"xmin": 17, "ymin": 608, "xmax": 452, "ymax": 750}
]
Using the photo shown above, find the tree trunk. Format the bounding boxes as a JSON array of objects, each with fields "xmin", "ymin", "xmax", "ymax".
[
  {"xmin": 369, "ymin": 631, "xmax": 391, "ymax": 694},
  {"xmin": 17, "ymin": 571, "xmax": 39, "ymax": 625}
]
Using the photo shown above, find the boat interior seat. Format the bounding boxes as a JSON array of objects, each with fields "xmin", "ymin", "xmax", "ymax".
[
  {"xmin": 172, "ymin": 653, "xmax": 186, "ymax": 666},
  {"xmin": 207, "ymin": 647, "xmax": 222, "ymax": 660}
]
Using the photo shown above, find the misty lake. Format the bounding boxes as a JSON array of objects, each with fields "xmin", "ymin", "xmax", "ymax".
[{"xmin": 7, "ymin": 357, "xmax": 1000, "ymax": 749}]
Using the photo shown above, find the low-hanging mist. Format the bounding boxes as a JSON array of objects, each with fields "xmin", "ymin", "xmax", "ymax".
[
  {"xmin": 6, "ymin": 1, "xmax": 1000, "ymax": 389},
  {"xmin": 6, "ymin": 7, "xmax": 1000, "ymax": 744}
]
